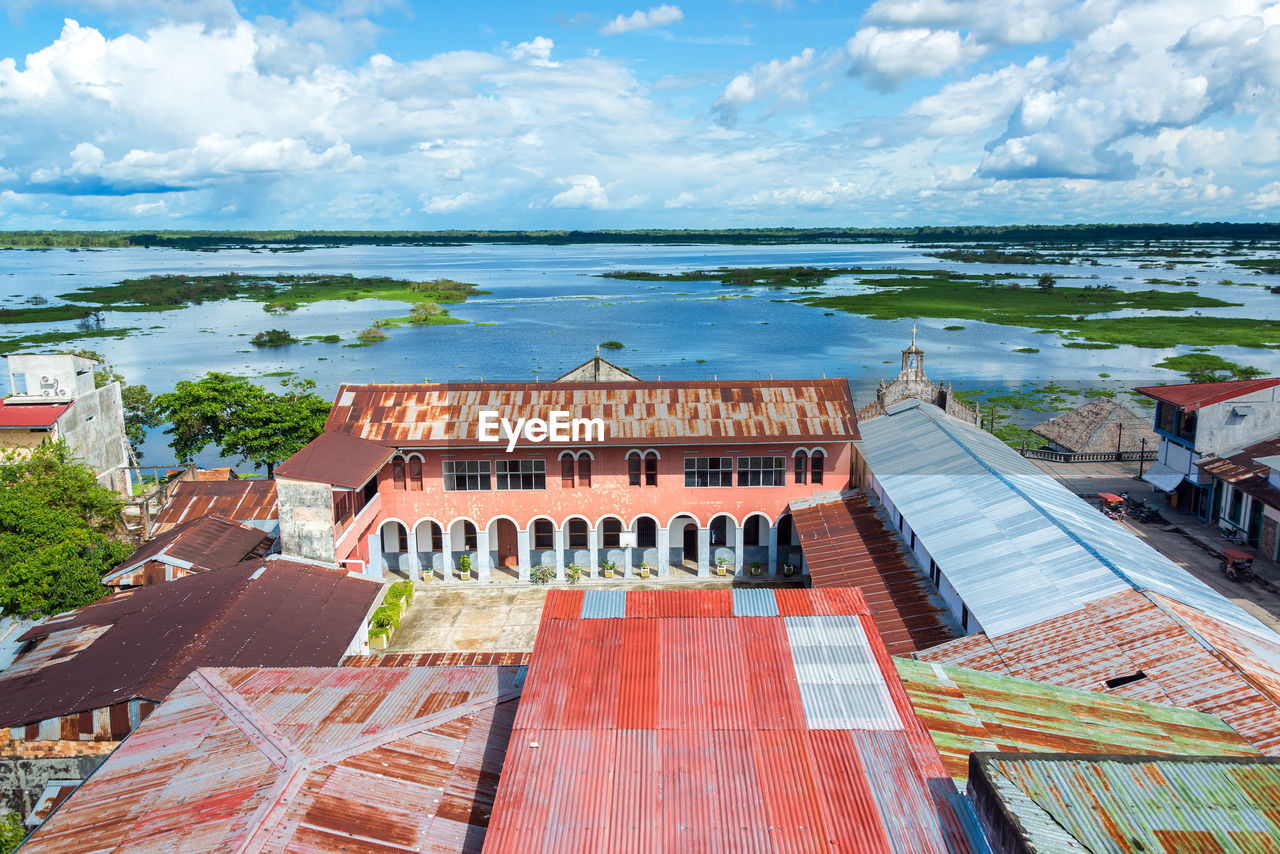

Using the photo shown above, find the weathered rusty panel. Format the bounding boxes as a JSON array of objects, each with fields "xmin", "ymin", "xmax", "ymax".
[
  {"xmin": 322, "ymin": 379, "xmax": 858, "ymax": 448},
  {"xmin": 274, "ymin": 430, "xmax": 393, "ymax": 488},
  {"xmin": 108, "ymin": 704, "xmax": 130, "ymax": 738},
  {"xmin": 153, "ymin": 480, "xmax": 278, "ymax": 534}
]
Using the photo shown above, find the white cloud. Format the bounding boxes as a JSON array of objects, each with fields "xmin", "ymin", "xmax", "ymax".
[
  {"xmin": 714, "ymin": 48, "xmax": 816, "ymax": 123},
  {"xmin": 908, "ymin": 57, "xmax": 1049, "ymax": 136},
  {"xmin": 421, "ymin": 191, "xmax": 481, "ymax": 213},
  {"xmin": 664, "ymin": 191, "xmax": 696, "ymax": 208},
  {"xmin": 130, "ymin": 200, "xmax": 169, "ymax": 215},
  {"xmin": 846, "ymin": 27, "xmax": 984, "ymax": 91},
  {"xmin": 508, "ymin": 36, "xmax": 558, "ymax": 66},
  {"xmin": 549, "ymin": 175, "xmax": 610, "ymax": 208},
  {"xmin": 864, "ymin": 0, "xmax": 1076, "ymax": 46},
  {"xmin": 600, "ymin": 5, "xmax": 683, "ymax": 36}
]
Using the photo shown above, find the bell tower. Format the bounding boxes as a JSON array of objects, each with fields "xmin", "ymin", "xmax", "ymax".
[{"xmin": 900, "ymin": 324, "xmax": 925, "ymax": 379}]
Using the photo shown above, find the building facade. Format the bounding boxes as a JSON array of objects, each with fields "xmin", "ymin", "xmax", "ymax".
[
  {"xmin": 1135, "ymin": 376, "xmax": 1280, "ymax": 519},
  {"xmin": 275, "ymin": 379, "xmax": 858, "ymax": 582}
]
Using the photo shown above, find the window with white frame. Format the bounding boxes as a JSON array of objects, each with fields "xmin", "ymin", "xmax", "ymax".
[
  {"xmin": 443, "ymin": 460, "xmax": 491, "ymax": 491},
  {"xmin": 684, "ymin": 457, "xmax": 733, "ymax": 487},
  {"xmin": 737, "ymin": 456, "xmax": 785, "ymax": 487},
  {"xmin": 496, "ymin": 459, "xmax": 546, "ymax": 490}
]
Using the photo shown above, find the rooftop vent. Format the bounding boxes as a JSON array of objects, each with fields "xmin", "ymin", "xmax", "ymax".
[{"xmin": 1104, "ymin": 671, "xmax": 1147, "ymax": 689}]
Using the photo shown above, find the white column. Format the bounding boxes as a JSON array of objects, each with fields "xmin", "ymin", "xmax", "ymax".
[
  {"xmin": 517, "ymin": 529, "xmax": 531, "ymax": 582},
  {"xmin": 405, "ymin": 528, "xmax": 419, "ymax": 581},
  {"xmin": 366, "ymin": 532, "xmax": 384, "ymax": 581},
  {"xmin": 476, "ymin": 529, "xmax": 491, "ymax": 582},
  {"xmin": 767, "ymin": 523, "xmax": 778, "ymax": 576},
  {"xmin": 697, "ymin": 527, "xmax": 710, "ymax": 577},
  {"xmin": 441, "ymin": 529, "xmax": 454, "ymax": 580},
  {"xmin": 588, "ymin": 529, "xmax": 599, "ymax": 580},
  {"xmin": 733, "ymin": 523, "xmax": 745, "ymax": 577},
  {"xmin": 554, "ymin": 527, "xmax": 566, "ymax": 580},
  {"xmin": 657, "ymin": 527, "xmax": 670, "ymax": 578}
]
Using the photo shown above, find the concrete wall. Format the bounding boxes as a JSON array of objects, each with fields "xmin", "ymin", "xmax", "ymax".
[
  {"xmin": 0, "ymin": 754, "xmax": 108, "ymax": 824},
  {"xmin": 4, "ymin": 354, "xmax": 95, "ymax": 402},
  {"xmin": 1195, "ymin": 388, "xmax": 1280, "ymax": 456},
  {"xmin": 56, "ymin": 383, "xmax": 129, "ymax": 491},
  {"xmin": 0, "ymin": 428, "xmax": 48, "ymax": 454},
  {"xmin": 277, "ymin": 477, "xmax": 338, "ymax": 564}
]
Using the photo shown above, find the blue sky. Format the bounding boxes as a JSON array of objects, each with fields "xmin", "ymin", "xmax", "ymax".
[{"xmin": 1, "ymin": 0, "xmax": 1278, "ymax": 229}]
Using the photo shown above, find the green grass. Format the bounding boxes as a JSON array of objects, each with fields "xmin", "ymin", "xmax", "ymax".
[
  {"xmin": 601, "ymin": 340, "xmax": 624, "ymax": 349},
  {"xmin": 1063, "ymin": 341, "xmax": 1119, "ymax": 349},
  {"xmin": 1012, "ymin": 347, "xmax": 1039, "ymax": 353},
  {"xmin": 0, "ymin": 326, "xmax": 139, "ymax": 354},
  {"xmin": 305, "ymin": 334, "xmax": 342, "ymax": 343},
  {"xmin": 1153, "ymin": 353, "xmax": 1266, "ymax": 381},
  {"xmin": 943, "ymin": 324, "xmax": 965, "ymax": 330},
  {"xmin": 1228, "ymin": 258, "xmax": 1280, "ymax": 273}
]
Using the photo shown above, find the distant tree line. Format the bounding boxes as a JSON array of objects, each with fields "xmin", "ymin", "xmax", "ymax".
[{"xmin": 4, "ymin": 223, "xmax": 1280, "ymax": 249}]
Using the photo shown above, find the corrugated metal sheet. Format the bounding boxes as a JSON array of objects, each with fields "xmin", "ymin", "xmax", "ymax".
[
  {"xmin": 322, "ymin": 379, "xmax": 858, "ymax": 447},
  {"xmin": 580, "ymin": 588, "xmax": 626, "ymax": 619},
  {"xmin": 107, "ymin": 514, "xmax": 272, "ymax": 582},
  {"xmin": 970, "ymin": 753, "xmax": 1280, "ymax": 853},
  {"xmin": 858, "ymin": 400, "xmax": 1276, "ymax": 641},
  {"xmin": 18, "ymin": 664, "xmax": 523, "ymax": 854},
  {"xmin": 1133, "ymin": 377, "xmax": 1280, "ymax": 411},
  {"xmin": 342, "ymin": 651, "xmax": 532, "ymax": 667},
  {"xmin": 274, "ymin": 429, "xmax": 393, "ymax": 487},
  {"xmin": 0, "ymin": 560, "xmax": 382, "ymax": 732},
  {"xmin": 1196, "ymin": 434, "xmax": 1280, "ymax": 507},
  {"xmin": 152, "ymin": 479, "xmax": 278, "ymax": 534},
  {"xmin": 485, "ymin": 588, "xmax": 984, "ymax": 854},
  {"xmin": 732, "ymin": 587, "xmax": 779, "ymax": 617},
  {"xmin": 920, "ymin": 588, "xmax": 1280, "ymax": 756},
  {"xmin": 0, "ymin": 400, "xmax": 69, "ymax": 427},
  {"xmin": 792, "ymin": 490, "xmax": 958, "ymax": 655},
  {"xmin": 896, "ymin": 657, "xmax": 1261, "ymax": 786}
]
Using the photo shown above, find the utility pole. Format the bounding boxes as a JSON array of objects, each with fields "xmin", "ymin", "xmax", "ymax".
[
  {"xmin": 1138, "ymin": 437, "xmax": 1147, "ymax": 477},
  {"xmin": 1116, "ymin": 422, "xmax": 1124, "ymax": 461}
]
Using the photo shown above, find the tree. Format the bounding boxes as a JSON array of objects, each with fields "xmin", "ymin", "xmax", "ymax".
[
  {"xmin": 0, "ymin": 443, "xmax": 133, "ymax": 617},
  {"xmin": 1036, "ymin": 273, "xmax": 1056, "ymax": 291},
  {"xmin": 154, "ymin": 374, "xmax": 329, "ymax": 476}
]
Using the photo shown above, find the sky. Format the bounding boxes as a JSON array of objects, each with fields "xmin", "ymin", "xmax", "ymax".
[{"xmin": 1, "ymin": 0, "xmax": 1279, "ymax": 229}]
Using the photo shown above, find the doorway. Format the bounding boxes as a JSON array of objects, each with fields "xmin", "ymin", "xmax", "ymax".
[{"xmin": 496, "ymin": 519, "xmax": 518, "ymax": 566}]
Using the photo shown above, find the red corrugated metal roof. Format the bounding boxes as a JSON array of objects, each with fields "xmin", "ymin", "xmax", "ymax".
[
  {"xmin": 152, "ymin": 479, "xmax": 278, "ymax": 534},
  {"xmin": 0, "ymin": 559, "xmax": 382, "ymax": 730},
  {"xmin": 322, "ymin": 379, "xmax": 858, "ymax": 447},
  {"xmin": 109, "ymin": 514, "xmax": 272, "ymax": 580},
  {"xmin": 1133, "ymin": 377, "xmax": 1280, "ymax": 411},
  {"xmin": 342, "ymin": 652, "xmax": 532, "ymax": 667},
  {"xmin": 18, "ymin": 664, "xmax": 523, "ymax": 854},
  {"xmin": 918, "ymin": 588, "xmax": 1280, "ymax": 756},
  {"xmin": 0, "ymin": 400, "xmax": 69, "ymax": 427},
  {"xmin": 483, "ymin": 588, "xmax": 983, "ymax": 854},
  {"xmin": 1196, "ymin": 434, "xmax": 1280, "ymax": 508},
  {"xmin": 792, "ymin": 490, "xmax": 958, "ymax": 655}
]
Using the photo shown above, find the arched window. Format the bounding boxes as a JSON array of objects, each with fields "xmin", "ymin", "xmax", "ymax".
[
  {"xmin": 628, "ymin": 453, "xmax": 642, "ymax": 486},
  {"xmin": 578, "ymin": 455, "xmax": 591, "ymax": 487},
  {"xmin": 408, "ymin": 457, "xmax": 423, "ymax": 490},
  {"xmin": 628, "ymin": 450, "xmax": 659, "ymax": 486},
  {"xmin": 794, "ymin": 451, "xmax": 808, "ymax": 485},
  {"xmin": 636, "ymin": 517, "xmax": 657, "ymax": 548},
  {"xmin": 463, "ymin": 521, "xmax": 477, "ymax": 550},
  {"xmin": 710, "ymin": 516, "xmax": 729, "ymax": 546},
  {"xmin": 744, "ymin": 516, "xmax": 764, "ymax": 547},
  {"xmin": 602, "ymin": 518, "xmax": 622, "ymax": 548},
  {"xmin": 568, "ymin": 519, "xmax": 589, "ymax": 549},
  {"xmin": 561, "ymin": 455, "xmax": 575, "ymax": 487},
  {"xmin": 811, "ymin": 450, "xmax": 825, "ymax": 485},
  {"xmin": 645, "ymin": 453, "xmax": 657, "ymax": 486},
  {"xmin": 429, "ymin": 522, "xmax": 443, "ymax": 551},
  {"xmin": 534, "ymin": 519, "xmax": 554, "ymax": 550},
  {"xmin": 392, "ymin": 458, "xmax": 406, "ymax": 490}
]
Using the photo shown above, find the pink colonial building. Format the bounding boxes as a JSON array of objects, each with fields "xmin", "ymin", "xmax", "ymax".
[{"xmin": 274, "ymin": 379, "xmax": 858, "ymax": 582}]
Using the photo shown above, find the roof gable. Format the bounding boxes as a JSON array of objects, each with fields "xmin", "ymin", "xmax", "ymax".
[{"xmin": 1134, "ymin": 376, "xmax": 1280, "ymax": 411}]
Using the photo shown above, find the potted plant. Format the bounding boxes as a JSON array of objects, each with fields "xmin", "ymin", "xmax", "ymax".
[
  {"xmin": 602, "ymin": 559, "xmax": 617, "ymax": 579},
  {"xmin": 566, "ymin": 562, "xmax": 582, "ymax": 584},
  {"xmin": 749, "ymin": 560, "xmax": 762, "ymax": 577},
  {"xmin": 459, "ymin": 553, "xmax": 472, "ymax": 580},
  {"xmin": 715, "ymin": 556, "xmax": 729, "ymax": 577},
  {"xmin": 639, "ymin": 561, "xmax": 652, "ymax": 579},
  {"xmin": 782, "ymin": 562, "xmax": 796, "ymax": 578}
]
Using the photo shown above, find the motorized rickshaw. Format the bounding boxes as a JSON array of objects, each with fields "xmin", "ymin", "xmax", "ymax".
[
  {"xmin": 1098, "ymin": 493, "xmax": 1125, "ymax": 519},
  {"xmin": 1220, "ymin": 548, "xmax": 1255, "ymax": 583}
]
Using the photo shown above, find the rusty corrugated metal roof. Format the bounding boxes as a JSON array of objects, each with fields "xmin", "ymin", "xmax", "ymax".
[
  {"xmin": 918, "ymin": 588, "xmax": 1280, "ymax": 756},
  {"xmin": 895, "ymin": 657, "xmax": 1260, "ymax": 787},
  {"xmin": 0, "ymin": 559, "xmax": 382, "ymax": 730},
  {"xmin": 1133, "ymin": 376, "xmax": 1280, "ymax": 411},
  {"xmin": 969, "ymin": 752, "xmax": 1280, "ymax": 853},
  {"xmin": 18, "ymin": 664, "xmax": 524, "ymax": 854},
  {"xmin": 482, "ymin": 588, "xmax": 986, "ymax": 854},
  {"xmin": 791, "ymin": 490, "xmax": 958, "ymax": 655},
  {"xmin": 152, "ymin": 479, "xmax": 278, "ymax": 534},
  {"xmin": 1195, "ymin": 434, "xmax": 1280, "ymax": 507},
  {"xmin": 274, "ymin": 429, "xmax": 393, "ymax": 487},
  {"xmin": 321, "ymin": 379, "xmax": 858, "ymax": 447},
  {"xmin": 109, "ymin": 514, "xmax": 272, "ymax": 580},
  {"xmin": 343, "ymin": 652, "xmax": 533, "ymax": 667}
]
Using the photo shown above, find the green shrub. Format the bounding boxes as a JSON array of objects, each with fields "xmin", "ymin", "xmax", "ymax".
[
  {"xmin": 0, "ymin": 811, "xmax": 24, "ymax": 854},
  {"xmin": 358, "ymin": 327, "xmax": 388, "ymax": 343},
  {"xmin": 371, "ymin": 604, "xmax": 400, "ymax": 631},
  {"xmin": 530, "ymin": 564, "xmax": 555, "ymax": 585},
  {"xmin": 600, "ymin": 340, "xmax": 624, "ymax": 349},
  {"xmin": 369, "ymin": 626, "xmax": 387, "ymax": 641},
  {"xmin": 566, "ymin": 563, "xmax": 582, "ymax": 584},
  {"xmin": 250, "ymin": 328, "xmax": 297, "ymax": 346},
  {"xmin": 384, "ymin": 580, "xmax": 413, "ymax": 604}
]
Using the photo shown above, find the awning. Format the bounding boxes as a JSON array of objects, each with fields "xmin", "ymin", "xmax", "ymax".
[{"xmin": 1141, "ymin": 460, "xmax": 1185, "ymax": 492}]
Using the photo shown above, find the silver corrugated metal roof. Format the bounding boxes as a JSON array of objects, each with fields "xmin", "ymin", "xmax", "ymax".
[
  {"xmin": 785, "ymin": 615, "xmax": 903, "ymax": 731},
  {"xmin": 732, "ymin": 588, "xmax": 780, "ymax": 617},
  {"xmin": 858, "ymin": 400, "xmax": 1274, "ymax": 640},
  {"xmin": 580, "ymin": 589, "xmax": 626, "ymax": 619}
]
